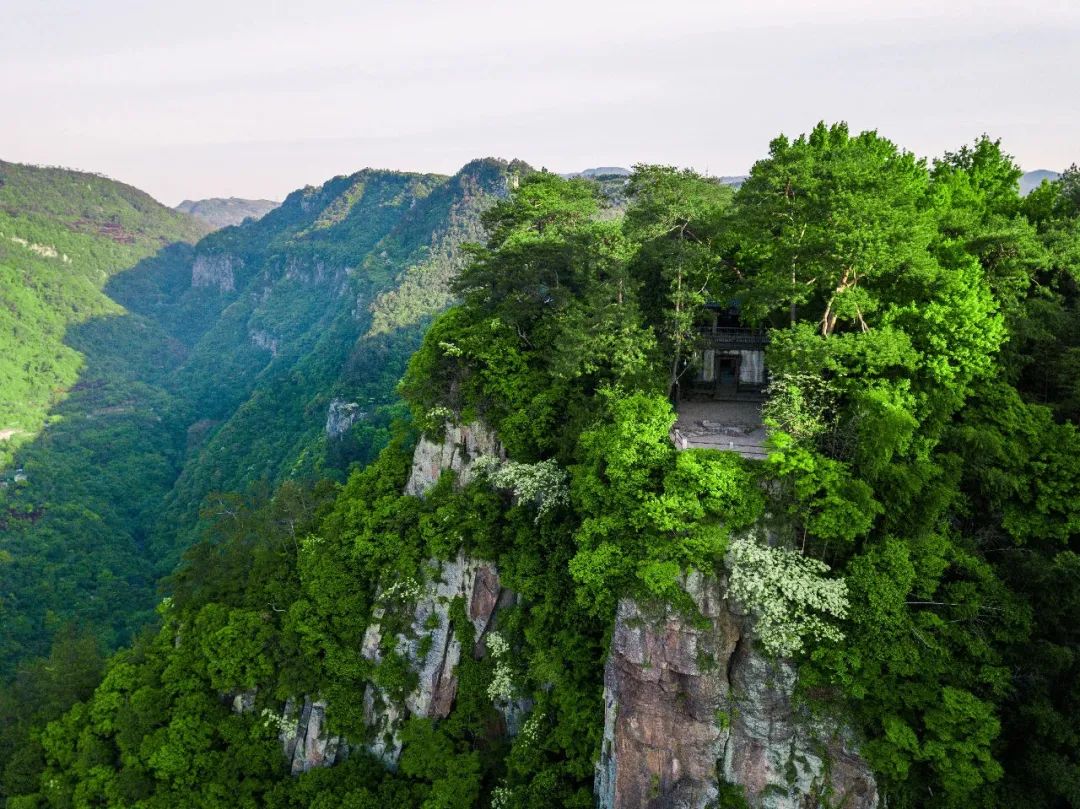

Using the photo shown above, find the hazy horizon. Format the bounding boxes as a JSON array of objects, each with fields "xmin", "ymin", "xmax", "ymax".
[{"xmin": 4, "ymin": 0, "xmax": 1077, "ymax": 206}]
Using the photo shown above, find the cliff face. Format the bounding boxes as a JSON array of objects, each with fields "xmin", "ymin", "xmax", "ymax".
[
  {"xmin": 405, "ymin": 421, "xmax": 505, "ymax": 495},
  {"xmin": 272, "ymin": 422, "xmax": 876, "ymax": 808},
  {"xmin": 360, "ymin": 551, "xmax": 510, "ymax": 764},
  {"xmin": 279, "ymin": 697, "xmax": 347, "ymax": 775},
  {"xmin": 325, "ymin": 398, "xmax": 364, "ymax": 438},
  {"xmin": 362, "ymin": 421, "xmax": 511, "ymax": 763},
  {"xmin": 596, "ymin": 573, "xmax": 878, "ymax": 809},
  {"xmin": 190, "ymin": 252, "xmax": 238, "ymax": 292}
]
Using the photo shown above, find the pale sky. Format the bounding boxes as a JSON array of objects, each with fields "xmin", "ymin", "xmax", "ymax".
[{"xmin": 2, "ymin": 0, "xmax": 1077, "ymax": 205}]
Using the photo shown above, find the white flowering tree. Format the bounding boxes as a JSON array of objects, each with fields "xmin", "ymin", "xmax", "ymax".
[
  {"xmin": 726, "ymin": 535, "xmax": 849, "ymax": 657},
  {"xmin": 484, "ymin": 631, "xmax": 514, "ymax": 701},
  {"xmin": 474, "ymin": 456, "xmax": 569, "ymax": 521}
]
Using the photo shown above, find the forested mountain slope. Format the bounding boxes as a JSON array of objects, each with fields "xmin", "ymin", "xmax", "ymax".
[
  {"xmin": 5, "ymin": 130, "xmax": 1080, "ymax": 809},
  {"xmin": 0, "ymin": 160, "xmax": 208, "ymax": 466},
  {"xmin": 0, "ymin": 160, "xmax": 209, "ymax": 683},
  {"xmin": 143, "ymin": 159, "xmax": 527, "ymax": 567},
  {"xmin": 0, "ymin": 158, "xmax": 526, "ymax": 687}
]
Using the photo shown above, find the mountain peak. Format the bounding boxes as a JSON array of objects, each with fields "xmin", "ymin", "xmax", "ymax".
[{"xmin": 175, "ymin": 197, "xmax": 281, "ymax": 229}]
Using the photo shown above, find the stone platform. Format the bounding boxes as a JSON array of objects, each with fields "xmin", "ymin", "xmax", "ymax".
[{"xmin": 671, "ymin": 399, "xmax": 768, "ymax": 460}]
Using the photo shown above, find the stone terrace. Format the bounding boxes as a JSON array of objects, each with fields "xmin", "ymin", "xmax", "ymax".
[{"xmin": 671, "ymin": 399, "xmax": 768, "ymax": 460}]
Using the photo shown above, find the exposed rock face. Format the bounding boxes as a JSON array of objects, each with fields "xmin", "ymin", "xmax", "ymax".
[
  {"xmin": 405, "ymin": 421, "xmax": 504, "ymax": 496},
  {"xmin": 359, "ymin": 421, "xmax": 512, "ymax": 763},
  {"xmin": 596, "ymin": 573, "xmax": 877, "ymax": 809},
  {"xmin": 283, "ymin": 255, "xmax": 337, "ymax": 286},
  {"xmin": 191, "ymin": 253, "xmax": 238, "ymax": 292},
  {"xmin": 722, "ymin": 644, "xmax": 877, "ymax": 809},
  {"xmin": 325, "ymin": 399, "xmax": 364, "ymax": 438},
  {"xmin": 249, "ymin": 329, "xmax": 279, "ymax": 357},
  {"xmin": 271, "ymin": 422, "xmax": 513, "ymax": 771},
  {"xmin": 596, "ymin": 574, "xmax": 739, "ymax": 809},
  {"xmin": 279, "ymin": 697, "xmax": 348, "ymax": 775},
  {"xmin": 360, "ymin": 550, "xmax": 509, "ymax": 764},
  {"xmin": 229, "ymin": 689, "xmax": 256, "ymax": 714}
]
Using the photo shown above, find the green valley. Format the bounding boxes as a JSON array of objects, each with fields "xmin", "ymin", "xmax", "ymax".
[{"xmin": 0, "ymin": 158, "xmax": 526, "ymax": 682}]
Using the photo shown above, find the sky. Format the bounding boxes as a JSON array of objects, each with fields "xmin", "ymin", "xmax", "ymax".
[{"xmin": 2, "ymin": 0, "xmax": 1077, "ymax": 205}]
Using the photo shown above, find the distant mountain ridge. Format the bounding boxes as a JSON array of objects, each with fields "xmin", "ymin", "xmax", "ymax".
[
  {"xmin": 175, "ymin": 196, "xmax": 281, "ymax": 229},
  {"xmin": 563, "ymin": 166, "xmax": 632, "ymax": 178},
  {"xmin": 1021, "ymin": 169, "xmax": 1061, "ymax": 196}
]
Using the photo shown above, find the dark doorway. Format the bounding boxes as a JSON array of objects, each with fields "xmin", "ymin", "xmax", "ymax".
[{"xmin": 716, "ymin": 354, "xmax": 739, "ymax": 388}]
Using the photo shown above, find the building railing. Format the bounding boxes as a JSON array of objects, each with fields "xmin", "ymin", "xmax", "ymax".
[
  {"xmin": 695, "ymin": 326, "xmax": 769, "ymax": 349},
  {"xmin": 670, "ymin": 427, "xmax": 690, "ymax": 450}
]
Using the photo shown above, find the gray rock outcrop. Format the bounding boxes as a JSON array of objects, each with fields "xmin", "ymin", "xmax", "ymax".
[
  {"xmin": 358, "ymin": 420, "xmax": 511, "ymax": 762},
  {"xmin": 249, "ymin": 329, "xmax": 279, "ymax": 357},
  {"xmin": 405, "ymin": 421, "xmax": 504, "ymax": 496},
  {"xmin": 191, "ymin": 253, "xmax": 238, "ymax": 292},
  {"xmin": 360, "ymin": 550, "xmax": 510, "ymax": 764},
  {"xmin": 596, "ymin": 573, "xmax": 877, "ymax": 809},
  {"xmin": 279, "ymin": 697, "xmax": 348, "ymax": 775},
  {"xmin": 325, "ymin": 399, "xmax": 364, "ymax": 438}
]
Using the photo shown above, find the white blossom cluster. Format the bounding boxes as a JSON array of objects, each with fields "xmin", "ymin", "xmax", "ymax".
[
  {"xmin": 517, "ymin": 711, "xmax": 544, "ymax": 746},
  {"xmin": 485, "ymin": 631, "xmax": 515, "ymax": 701},
  {"xmin": 380, "ymin": 577, "xmax": 423, "ymax": 603},
  {"xmin": 426, "ymin": 405, "xmax": 455, "ymax": 422},
  {"xmin": 726, "ymin": 536, "xmax": 849, "ymax": 657},
  {"xmin": 490, "ymin": 786, "xmax": 513, "ymax": 809},
  {"xmin": 474, "ymin": 456, "xmax": 570, "ymax": 521},
  {"xmin": 260, "ymin": 708, "xmax": 295, "ymax": 739}
]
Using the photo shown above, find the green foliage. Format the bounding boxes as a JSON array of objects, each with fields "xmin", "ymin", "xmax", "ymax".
[
  {"xmin": 0, "ymin": 159, "xmax": 206, "ymax": 467},
  {"xmin": 402, "ymin": 170, "xmax": 660, "ymax": 458},
  {"xmin": 1, "ymin": 159, "xmax": 523, "ymax": 686},
  {"xmin": 623, "ymin": 165, "xmax": 735, "ymax": 396},
  {"xmin": 570, "ymin": 389, "xmax": 764, "ymax": 614},
  {"xmin": 7, "ymin": 127, "xmax": 1080, "ymax": 809}
]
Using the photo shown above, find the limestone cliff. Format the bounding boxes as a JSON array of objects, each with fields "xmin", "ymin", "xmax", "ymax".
[
  {"xmin": 360, "ymin": 419, "xmax": 511, "ymax": 763},
  {"xmin": 229, "ymin": 691, "xmax": 347, "ymax": 776},
  {"xmin": 360, "ymin": 551, "xmax": 510, "ymax": 764},
  {"xmin": 325, "ymin": 398, "xmax": 364, "ymax": 438},
  {"xmin": 405, "ymin": 421, "xmax": 504, "ymax": 496},
  {"xmin": 190, "ymin": 252, "xmax": 239, "ymax": 292},
  {"xmin": 279, "ymin": 697, "xmax": 348, "ymax": 775},
  {"xmin": 595, "ymin": 573, "xmax": 877, "ymax": 809},
  {"xmin": 262, "ymin": 420, "xmax": 510, "ymax": 772},
  {"xmin": 263, "ymin": 420, "xmax": 875, "ymax": 806}
]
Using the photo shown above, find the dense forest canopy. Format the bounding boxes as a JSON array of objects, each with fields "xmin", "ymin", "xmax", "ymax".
[{"xmin": 3, "ymin": 124, "xmax": 1080, "ymax": 808}]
